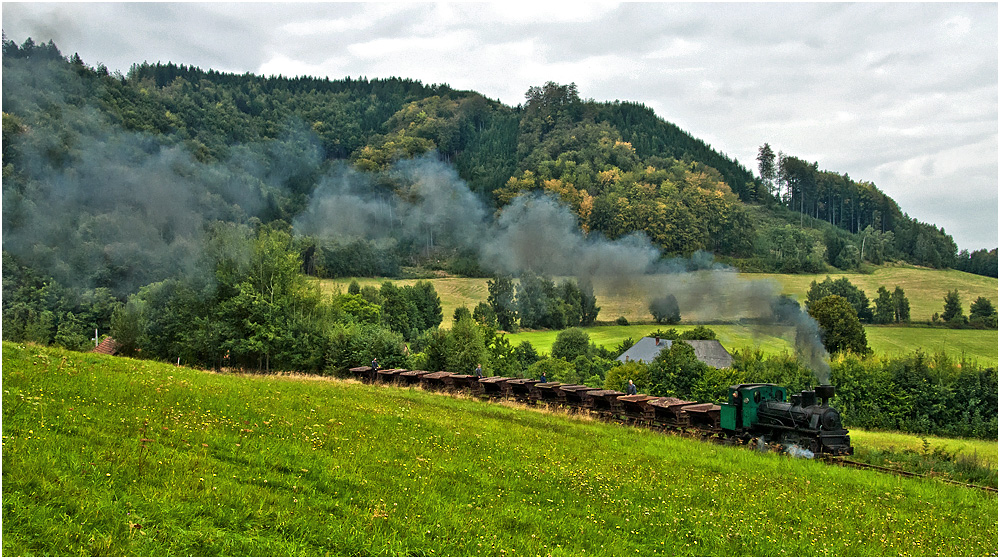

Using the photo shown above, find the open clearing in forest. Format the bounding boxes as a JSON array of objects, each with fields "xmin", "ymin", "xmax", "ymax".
[{"xmin": 3, "ymin": 343, "xmax": 996, "ymax": 557}]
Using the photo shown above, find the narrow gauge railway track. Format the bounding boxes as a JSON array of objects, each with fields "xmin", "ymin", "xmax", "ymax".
[
  {"xmin": 823, "ymin": 457, "xmax": 998, "ymax": 494},
  {"xmin": 349, "ymin": 366, "xmax": 994, "ymax": 492}
]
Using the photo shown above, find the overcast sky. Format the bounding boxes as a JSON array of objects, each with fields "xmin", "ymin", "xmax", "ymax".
[{"xmin": 3, "ymin": 2, "xmax": 997, "ymax": 251}]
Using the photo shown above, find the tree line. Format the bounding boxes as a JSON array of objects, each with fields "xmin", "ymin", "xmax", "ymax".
[{"xmin": 756, "ymin": 143, "xmax": 963, "ymax": 270}]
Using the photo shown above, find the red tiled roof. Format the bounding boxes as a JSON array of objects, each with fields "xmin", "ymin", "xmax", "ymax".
[{"xmin": 93, "ymin": 337, "xmax": 119, "ymax": 355}]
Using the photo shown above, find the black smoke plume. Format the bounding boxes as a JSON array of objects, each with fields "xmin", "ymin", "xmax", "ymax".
[{"xmin": 295, "ymin": 154, "xmax": 832, "ymax": 380}]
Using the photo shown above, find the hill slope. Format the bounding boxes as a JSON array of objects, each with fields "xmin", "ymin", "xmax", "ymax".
[
  {"xmin": 3, "ymin": 38, "xmax": 966, "ymax": 282},
  {"xmin": 3, "ymin": 342, "xmax": 996, "ymax": 556}
]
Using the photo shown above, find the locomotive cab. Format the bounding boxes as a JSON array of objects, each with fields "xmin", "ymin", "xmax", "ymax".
[{"xmin": 720, "ymin": 383, "xmax": 787, "ymax": 433}]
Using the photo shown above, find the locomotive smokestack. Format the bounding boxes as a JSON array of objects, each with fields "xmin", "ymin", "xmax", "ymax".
[{"xmin": 815, "ymin": 384, "xmax": 835, "ymax": 406}]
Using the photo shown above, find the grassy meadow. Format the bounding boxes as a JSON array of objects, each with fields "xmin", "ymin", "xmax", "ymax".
[
  {"xmin": 3, "ymin": 342, "xmax": 997, "ymax": 556},
  {"xmin": 864, "ymin": 326, "xmax": 998, "ymax": 365},
  {"xmin": 848, "ymin": 429, "xmax": 998, "ymax": 472},
  {"xmin": 585, "ymin": 266, "xmax": 998, "ymax": 324},
  {"xmin": 745, "ymin": 266, "xmax": 999, "ymax": 323},
  {"xmin": 503, "ymin": 323, "xmax": 998, "ymax": 366},
  {"xmin": 318, "ymin": 266, "xmax": 997, "ymax": 360}
]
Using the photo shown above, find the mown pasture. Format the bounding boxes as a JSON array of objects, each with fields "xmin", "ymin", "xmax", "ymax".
[
  {"xmin": 3, "ymin": 343, "xmax": 997, "ymax": 556},
  {"xmin": 585, "ymin": 266, "xmax": 998, "ymax": 324},
  {"xmin": 319, "ymin": 267, "xmax": 998, "ymax": 365},
  {"xmin": 504, "ymin": 323, "xmax": 998, "ymax": 366},
  {"xmin": 318, "ymin": 265, "xmax": 998, "ymax": 330}
]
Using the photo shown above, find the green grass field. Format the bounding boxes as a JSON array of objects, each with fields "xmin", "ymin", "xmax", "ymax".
[
  {"xmin": 504, "ymin": 323, "xmax": 999, "ymax": 366},
  {"xmin": 864, "ymin": 326, "xmax": 998, "ymax": 365},
  {"xmin": 3, "ymin": 342, "xmax": 996, "ymax": 556},
  {"xmin": 743, "ymin": 266, "xmax": 998, "ymax": 323},
  {"xmin": 848, "ymin": 429, "xmax": 998, "ymax": 471},
  {"xmin": 318, "ymin": 267, "xmax": 997, "ymax": 355},
  {"xmin": 587, "ymin": 266, "xmax": 998, "ymax": 324}
]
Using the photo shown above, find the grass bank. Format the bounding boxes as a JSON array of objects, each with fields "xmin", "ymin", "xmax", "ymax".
[{"xmin": 3, "ymin": 343, "xmax": 996, "ymax": 556}]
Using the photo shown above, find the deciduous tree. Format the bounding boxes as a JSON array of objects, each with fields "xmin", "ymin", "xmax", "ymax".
[
  {"xmin": 649, "ymin": 294, "xmax": 681, "ymax": 324},
  {"xmin": 808, "ymin": 294, "xmax": 870, "ymax": 355}
]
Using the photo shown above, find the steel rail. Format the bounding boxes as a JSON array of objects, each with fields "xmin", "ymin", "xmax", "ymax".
[{"xmin": 823, "ymin": 457, "xmax": 998, "ymax": 494}]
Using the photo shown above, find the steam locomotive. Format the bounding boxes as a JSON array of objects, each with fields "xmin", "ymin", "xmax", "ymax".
[
  {"xmin": 347, "ymin": 367, "xmax": 854, "ymax": 457},
  {"xmin": 720, "ymin": 383, "xmax": 853, "ymax": 456}
]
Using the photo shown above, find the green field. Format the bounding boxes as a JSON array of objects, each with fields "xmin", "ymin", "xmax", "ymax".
[
  {"xmin": 743, "ymin": 266, "xmax": 998, "ymax": 323},
  {"xmin": 864, "ymin": 326, "xmax": 998, "ymax": 365},
  {"xmin": 587, "ymin": 266, "xmax": 998, "ymax": 324},
  {"xmin": 3, "ymin": 343, "xmax": 996, "ymax": 556},
  {"xmin": 318, "ymin": 265, "xmax": 997, "ymax": 337},
  {"xmin": 319, "ymin": 269, "xmax": 997, "ymax": 366},
  {"xmin": 504, "ymin": 323, "xmax": 999, "ymax": 366},
  {"xmin": 849, "ymin": 429, "xmax": 998, "ymax": 471}
]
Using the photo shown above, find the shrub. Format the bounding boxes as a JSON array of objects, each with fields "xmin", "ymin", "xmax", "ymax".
[
  {"xmin": 648, "ymin": 328, "xmax": 680, "ymax": 340},
  {"xmin": 680, "ymin": 326, "xmax": 717, "ymax": 340},
  {"xmin": 604, "ymin": 361, "xmax": 651, "ymax": 394},
  {"xmin": 551, "ymin": 328, "xmax": 591, "ymax": 362},
  {"xmin": 808, "ymin": 294, "xmax": 870, "ymax": 355},
  {"xmin": 527, "ymin": 357, "xmax": 576, "ymax": 383},
  {"xmin": 649, "ymin": 294, "xmax": 681, "ymax": 324}
]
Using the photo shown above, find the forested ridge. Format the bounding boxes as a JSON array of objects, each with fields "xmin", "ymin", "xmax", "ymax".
[
  {"xmin": 4, "ymin": 37, "xmax": 979, "ymax": 270},
  {"xmin": 2, "ymin": 37, "xmax": 995, "ymax": 356}
]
